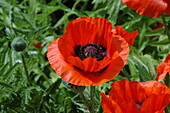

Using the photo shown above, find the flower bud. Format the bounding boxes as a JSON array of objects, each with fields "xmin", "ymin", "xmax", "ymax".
[
  {"xmin": 62, "ymin": 80, "xmax": 85, "ymax": 93},
  {"xmin": 11, "ymin": 37, "xmax": 27, "ymax": 52}
]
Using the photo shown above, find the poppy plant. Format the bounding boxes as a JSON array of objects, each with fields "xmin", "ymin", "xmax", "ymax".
[
  {"xmin": 101, "ymin": 79, "xmax": 170, "ymax": 113},
  {"xmin": 122, "ymin": 0, "xmax": 170, "ymax": 17},
  {"xmin": 47, "ymin": 17, "xmax": 138, "ymax": 86},
  {"xmin": 156, "ymin": 54, "xmax": 170, "ymax": 81}
]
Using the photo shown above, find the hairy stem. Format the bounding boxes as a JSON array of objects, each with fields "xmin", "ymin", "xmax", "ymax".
[
  {"xmin": 90, "ymin": 86, "xmax": 95, "ymax": 113},
  {"xmin": 21, "ymin": 53, "xmax": 31, "ymax": 85},
  {"xmin": 79, "ymin": 92, "xmax": 91, "ymax": 113}
]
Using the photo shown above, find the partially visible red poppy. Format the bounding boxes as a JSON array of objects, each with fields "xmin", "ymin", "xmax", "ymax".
[
  {"xmin": 150, "ymin": 22, "xmax": 164, "ymax": 38},
  {"xmin": 34, "ymin": 39, "xmax": 46, "ymax": 49},
  {"xmin": 101, "ymin": 79, "xmax": 170, "ymax": 113},
  {"xmin": 47, "ymin": 17, "xmax": 138, "ymax": 86},
  {"xmin": 153, "ymin": 22, "xmax": 164, "ymax": 31},
  {"xmin": 122, "ymin": 0, "xmax": 170, "ymax": 17},
  {"xmin": 112, "ymin": 26, "xmax": 139, "ymax": 46},
  {"xmin": 34, "ymin": 42, "xmax": 42, "ymax": 49},
  {"xmin": 156, "ymin": 54, "xmax": 170, "ymax": 81}
]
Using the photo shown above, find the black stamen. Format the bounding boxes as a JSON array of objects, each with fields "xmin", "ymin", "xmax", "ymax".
[
  {"xmin": 136, "ymin": 101, "xmax": 143, "ymax": 110},
  {"xmin": 74, "ymin": 43, "xmax": 106, "ymax": 61}
]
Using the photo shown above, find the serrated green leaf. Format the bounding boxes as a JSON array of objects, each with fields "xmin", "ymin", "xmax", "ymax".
[
  {"xmin": 107, "ymin": 0, "xmax": 121, "ymax": 25},
  {"xmin": 144, "ymin": 28, "xmax": 164, "ymax": 37},
  {"xmin": 0, "ymin": 80, "xmax": 13, "ymax": 88}
]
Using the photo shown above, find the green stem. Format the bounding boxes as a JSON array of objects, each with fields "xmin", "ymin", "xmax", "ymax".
[
  {"xmin": 79, "ymin": 92, "xmax": 91, "ymax": 113},
  {"xmin": 21, "ymin": 53, "xmax": 31, "ymax": 85},
  {"xmin": 162, "ymin": 15, "xmax": 170, "ymax": 41},
  {"xmin": 90, "ymin": 86, "xmax": 95, "ymax": 113}
]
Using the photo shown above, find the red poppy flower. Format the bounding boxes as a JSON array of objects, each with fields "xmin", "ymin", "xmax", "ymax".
[
  {"xmin": 47, "ymin": 17, "xmax": 138, "ymax": 86},
  {"xmin": 122, "ymin": 0, "xmax": 170, "ymax": 17},
  {"xmin": 112, "ymin": 26, "xmax": 139, "ymax": 46},
  {"xmin": 153, "ymin": 22, "xmax": 164, "ymax": 31},
  {"xmin": 156, "ymin": 54, "xmax": 170, "ymax": 81},
  {"xmin": 149, "ymin": 22, "xmax": 164, "ymax": 38},
  {"xmin": 101, "ymin": 79, "xmax": 170, "ymax": 113},
  {"xmin": 34, "ymin": 42, "xmax": 42, "ymax": 49}
]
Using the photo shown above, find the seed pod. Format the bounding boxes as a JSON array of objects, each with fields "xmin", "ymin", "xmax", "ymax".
[{"xmin": 11, "ymin": 37, "xmax": 27, "ymax": 52}]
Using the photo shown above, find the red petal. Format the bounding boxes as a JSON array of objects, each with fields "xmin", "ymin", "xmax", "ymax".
[
  {"xmin": 100, "ymin": 93, "xmax": 123, "ymax": 113},
  {"xmin": 110, "ymin": 79, "xmax": 146, "ymax": 102},
  {"xmin": 67, "ymin": 56, "xmax": 114, "ymax": 72},
  {"xmin": 121, "ymin": 100, "xmax": 140, "ymax": 113},
  {"xmin": 122, "ymin": 0, "xmax": 168, "ymax": 17},
  {"xmin": 85, "ymin": 55, "xmax": 126, "ymax": 86},
  {"xmin": 112, "ymin": 26, "xmax": 139, "ymax": 46},
  {"xmin": 72, "ymin": 17, "xmax": 113, "ymax": 47},
  {"xmin": 164, "ymin": 0, "xmax": 170, "ymax": 15},
  {"xmin": 155, "ymin": 62, "xmax": 169, "ymax": 81},
  {"xmin": 47, "ymin": 39, "xmax": 93, "ymax": 86},
  {"xmin": 156, "ymin": 54, "xmax": 170, "ymax": 81},
  {"xmin": 140, "ymin": 81, "xmax": 170, "ymax": 96},
  {"xmin": 66, "ymin": 20, "xmax": 96, "ymax": 45},
  {"xmin": 58, "ymin": 21, "xmax": 96, "ymax": 58},
  {"xmin": 140, "ymin": 94, "xmax": 170, "ymax": 113},
  {"xmin": 109, "ymin": 35, "xmax": 129, "ymax": 63},
  {"xmin": 58, "ymin": 33, "xmax": 76, "ymax": 58}
]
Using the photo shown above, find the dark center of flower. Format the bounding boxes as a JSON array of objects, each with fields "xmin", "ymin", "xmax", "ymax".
[
  {"xmin": 136, "ymin": 101, "xmax": 143, "ymax": 110},
  {"xmin": 74, "ymin": 43, "xmax": 106, "ymax": 61}
]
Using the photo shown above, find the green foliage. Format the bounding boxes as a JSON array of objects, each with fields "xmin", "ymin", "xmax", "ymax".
[{"xmin": 0, "ymin": 0, "xmax": 170, "ymax": 112}]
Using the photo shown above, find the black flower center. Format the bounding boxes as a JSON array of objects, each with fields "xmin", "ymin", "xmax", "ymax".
[
  {"xmin": 136, "ymin": 101, "xmax": 143, "ymax": 110},
  {"xmin": 74, "ymin": 43, "xmax": 106, "ymax": 61}
]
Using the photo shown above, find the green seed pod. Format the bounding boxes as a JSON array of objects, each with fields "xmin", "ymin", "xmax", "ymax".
[
  {"xmin": 11, "ymin": 37, "xmax": 27, "ymax": 52},
  {"xmin": 62, "ymin": 80, "xmax": 86, "ymax": 93}
]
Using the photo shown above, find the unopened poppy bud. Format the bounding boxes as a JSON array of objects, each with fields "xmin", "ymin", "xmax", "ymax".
[
  {"xmin": 62, "ymin": 80, "xmax": 85, "ymax": 93},
  {"xmin": 11, "ymin": 37, "xmax": 27, "ymax": 52}
]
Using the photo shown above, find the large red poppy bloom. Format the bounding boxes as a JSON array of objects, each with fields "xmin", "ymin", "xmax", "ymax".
[
  {"xmin": 101, "ymin": 79, "xmax": 170, "ymax": 113},
  {"xmin": 47, "ymin": 17, "xmax": 138, "ymax": 86},
  {"xmin": 122, "ymin": 0, "xmax": 170, "ymax": 17},
  {"xmin": 156, "ymin": 54, "xmax": 170, "ymax": 81}
]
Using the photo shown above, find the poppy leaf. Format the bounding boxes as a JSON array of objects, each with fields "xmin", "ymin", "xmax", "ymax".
[
  {"xmin": 158, "ymin": 49, "xmax": 169, "ymax": 56},
  {"xmin": 107, "ymin": 0, "xmax": 121, "ymax": 25},
  {"xmin": 149, "ymin": 37, "xmax": 170, "ymax": 46},
  {"xmin": 46, "ymin": 78, "xmax": 62, "ymax": 95},
  {"xmin": 0, "ymin": 79, "xmax": 13, "ymax": 89},
  {"xmin": 144, "ymin": 28, "xmax": 164, "ymax": 37}
]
